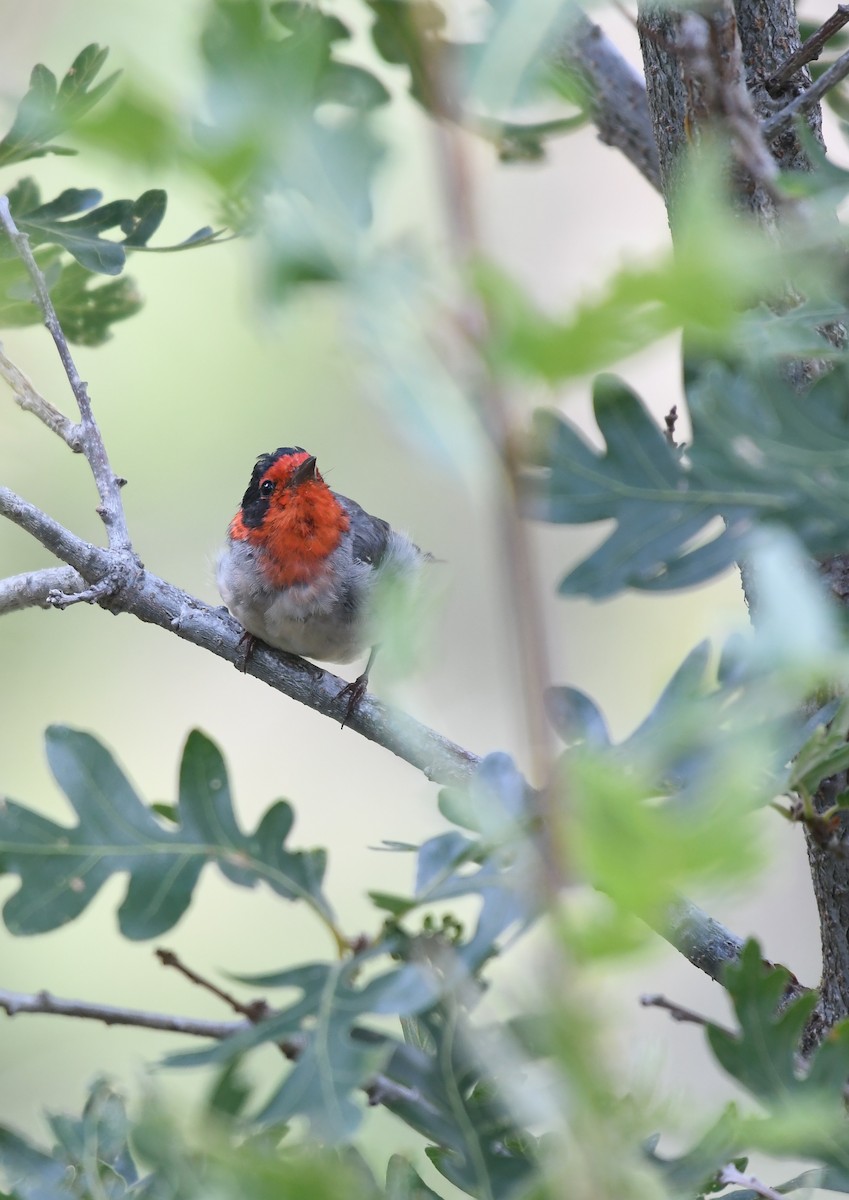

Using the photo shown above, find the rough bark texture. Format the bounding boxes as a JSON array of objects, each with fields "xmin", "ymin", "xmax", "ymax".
[
  {"xmin": 556, "ymin": 11, "xmax": 662, "ymax": 190},
  {"xmin": 636, "ymin": 0, "xmax": 849, "ymax": 1048}
]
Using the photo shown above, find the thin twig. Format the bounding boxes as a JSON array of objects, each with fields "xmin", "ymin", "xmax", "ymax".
[
  {"xmin": 663, "ymin": 404, "xmax": 678, "ymax": 447},
  {"xmin": 719, "ymin": 1164, "xmax": 788, "ymax": 1200},
  {"xmin": 0, "ymin": 343, "xmax": 82, "ymax": 449},
  {"xmin": 640, "ymin": 992, "xmax": 733, "ymax": 1034},
  {"xmin": 763, "ymin": 46, "xmax": 849, "ymax": 138},
  {"xmin": 0, "ymin": 984, "xmax": 426, "ymax": 1110},
  {"xmin": 156, "ymin": 948, "xmax": 271, "ymax": 1023},
  {"xmin": 0, "ymin": 195, "xmax": 133, "ymax": 554},
  {"xmin": 0, "ymin": 986, "xmax": 250, "ymax": 1039},
  {"xmin": 0, "ymin": 566, "xmax": 84, "ymax": 615},
  {"xmin": 766, "ymin": 4, "xmax": 849, "ymax": 93}
]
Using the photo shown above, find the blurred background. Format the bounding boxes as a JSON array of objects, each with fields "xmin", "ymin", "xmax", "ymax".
[{"xmin": 0, "ymin": 0, "xmax": 830, "ymax": 1169}]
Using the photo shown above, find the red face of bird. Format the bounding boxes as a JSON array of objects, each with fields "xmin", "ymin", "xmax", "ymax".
[{"xmin": 228, "ymin": 447, "xmax": 350, "ymax": 586}]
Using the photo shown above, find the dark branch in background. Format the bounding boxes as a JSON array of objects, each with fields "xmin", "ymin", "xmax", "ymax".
[
  {"xmin": 640, "ymin": 992, "xmax": 723, "ymax": 1029},
  {"xmin": 766, "ymin": 4, "xmax": 849, "ymax": 93},
  {"xmin": 555, "ymin": 10, "xmax": 662, "ymax": 192},
  {"xmin": 763, "ymin": 47, "xmax": 849, "ymax": 138},
  {"xmin": 156, "ymin": 948, "xmax": 271, "ymax": 1024}
]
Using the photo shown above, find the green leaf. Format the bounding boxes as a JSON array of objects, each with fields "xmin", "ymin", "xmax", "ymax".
[
  {"xmin": 644, "ymin": 1107, "xmax": 744, "ymax": 1198},
  {"xmin": 708, "ymin": 943, "xmax": 819, "ymax": 1102},
  {"xmin": 658, "ymin": 942, "xmax": 849, "ymax": 1178},
  {"xmin": 396, "ymin": 754, "xmax": 540, "ymax": 970},
  {"xmin": 527, "ymin": 359, "xmax": 849, "ymax": 597},
  {"xmin": 544, "ymin": 686, "xmax": 610, "ymax": 747},
  {"xmin": 0, "ymin": 727, "xmax": 332, "ymax": 940},
  {"xmin": 0, "ymin": 45, "xmax": 120, "ymax": 168},
  {"xmin": 0, "ymin": 1080, "xmax": 137, "ymax": 1200},
  {"xmin": 49, "ymin": 261, "xmax": 142, "ymax": 345},
  {"xmin": 385, "ymin": 1156, "xmax": 444, "ymax": 1200},
  {"xmin": 369, "ymin": 0, "xmax": 449, "ymax": 109},
  {"xmin": 0, "ymin": 249, "xmax": 142, "ymax": 344},
  {"xmin": 4, "ymin": 179, "xmax": 223, "ymax": 276},
  {"xmin": 564, "ymin": 638, "xmax": 821, "ymax": 922},
  {"xmin": 166, "ymin": 956, "xmax": 442, "ymax": 1142},
  {"xmin": 788, "ymin": 697, "xmax": 849, "ymax": 796}
]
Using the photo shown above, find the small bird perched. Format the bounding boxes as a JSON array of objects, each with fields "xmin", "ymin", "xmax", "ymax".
[{"xmin": 216, "ymin": 446, "xmax": 428, "ymax": 721}]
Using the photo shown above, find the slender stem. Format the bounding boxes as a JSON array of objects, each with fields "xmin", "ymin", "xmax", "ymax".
[
  {"xmin": 0, "ymin": 985, "xmax": 430, "ymax": 1110},
  {"xmin": 0, "ymin": 196, "xmax": 132, "ymax": 552},
  {"xmin": 156, "ymin": 947, "xmax": 272, "ymax": 1022},
  {"xmin": 639, "ymin": 992, "xmax": 718, "ymax": 1028},
  {"xmin": 0, "ymin": 343, "xmax": 82, "ymax": 449},
  {"xmin": 0, "ymin": 986, "xmax": 250, "ymax": 1039},
  {"xmin": 766, "ymin": 4, "xmax": 849, "ymax": 93},
  {"xmin": 763, "ymin": 46, "xmax": 849, "ymax": 138}
]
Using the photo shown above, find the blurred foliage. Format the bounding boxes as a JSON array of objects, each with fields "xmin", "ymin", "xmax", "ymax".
[
  {"xmin": 0, "ymin": 44, "xmax": 221, "ymax": 343},
  {"xmin": 7, "ymin": 3, "xmax": 849, "ymax": 1200}
]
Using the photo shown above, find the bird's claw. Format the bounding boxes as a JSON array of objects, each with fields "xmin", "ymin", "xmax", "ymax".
[
  {"xmin": 237, "ymin": 630, "xmax": 258, "ymax": 672},
  {"xmin": 336, "ymin": 674, "xmax": 369, "ymax": 728}
]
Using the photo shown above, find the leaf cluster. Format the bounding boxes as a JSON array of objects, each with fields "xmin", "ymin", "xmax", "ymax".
[
  {"xmin": 0, "ymin": 45, "xmax": 220, "ymax": 344},
  {"xmin": 648, "ymin": 942, "xmax": 849, "ymax": 1199},
  {"xmin": 0, "ymin": 732, "xmax": 541, "ymax": 1199}
]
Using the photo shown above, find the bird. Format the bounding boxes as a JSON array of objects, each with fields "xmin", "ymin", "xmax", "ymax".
[{"xmin": 216, "ymin": 446, "xmax": 428, "ymax": 722}]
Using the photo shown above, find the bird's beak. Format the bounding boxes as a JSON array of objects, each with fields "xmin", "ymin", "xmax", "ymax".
[{"xmin": 289, "ymin": 455, "xmax": 318, "ymax": 487}]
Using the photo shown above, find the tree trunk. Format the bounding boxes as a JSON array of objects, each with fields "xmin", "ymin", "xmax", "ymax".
[{"xmin": 636, "ymin": 0, "xmax": 849, "ymax": 1049}]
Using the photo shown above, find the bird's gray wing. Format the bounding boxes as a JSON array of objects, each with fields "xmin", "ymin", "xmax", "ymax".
[{"xmin": 337, "ymin": 495, "xmax": 392, "ymax": 566}]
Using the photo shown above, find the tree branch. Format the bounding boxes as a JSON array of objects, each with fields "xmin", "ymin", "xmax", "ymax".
[
  {"xmin": 0, "ymin": 196, "xmax": 132, "ymax": 554},
  {"xmin": 0, "ymin": 343, "xmax": 82, "ymax": 450},
  {"xmin": 0, "ymin": 986, "xmax": 250, "ymax": 1039},
  {"xmin": 766, "ymin": 4, "xmax": 849, "ymax": 93},
  {"xmin": 0, "ymin": 566, "xmax": 85, "ymax": 615},
  {"xmin": 0, "ymin": 985, "xmax": 429, "ymax": 1112},
  {"xmin": 639, "ymin": 992, "xmax": 719, "ymax": 1028},
  {"xmin": 0, "ymin": 482, "xmax": 479, "ymax": 786},
  {"xmin": 555, "ymin": 10, "xmax": 662, "ymax": 192},
  {"xmin": 763, "ymin": 46, "xmax": 849, "ymax": 138}
]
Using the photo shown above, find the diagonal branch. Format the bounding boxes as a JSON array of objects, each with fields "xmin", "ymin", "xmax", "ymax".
[
  {"xmin": 0, "ymin": 196, "xmax": 132, "ymax": 554},
  {"xmin": 763, "ymin": 46, "xmax": 849, "ymax": 138},
  {"xmin": 0, "ymin": 343, "xmax": 82, "ymax": 449},
  {"xmin": 0, "ymin": 566, "xmax": 84, "ymax": 615},
  {"xmin": 556, "ymin": 10, "xmax": 661, "ymax": 192},
  {"xmin": 766, "ymin": 4, "xmax": 849, "ymax": 93}
]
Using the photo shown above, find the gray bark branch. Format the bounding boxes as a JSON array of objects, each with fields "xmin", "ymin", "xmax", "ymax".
[
  {"xmin": 0, "ymin": 566, "xmax": 84, "ymax": 615},
  {"xmin": 557, "ymin": 10, "xmax": 662, "ymax": 191},
  {"xmin": 0, "ymin": 197, "xmax": 133, "ymax": 555}
]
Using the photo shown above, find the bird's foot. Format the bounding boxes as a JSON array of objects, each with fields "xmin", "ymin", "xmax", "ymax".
[
  {"xmin": 336, "ymin": 673, "xmax": 369, "ymax": 728},
  {"xmin": 237, "ymin": 630, "xmax": 258, "ymax": 672}
]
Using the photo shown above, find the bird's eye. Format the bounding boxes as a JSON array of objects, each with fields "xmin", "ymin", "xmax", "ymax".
[{"xmin": 259, "ymin": 480, "xmax": 275, "ymax": 498}]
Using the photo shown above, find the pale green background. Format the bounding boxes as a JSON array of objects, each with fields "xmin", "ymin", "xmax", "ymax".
[{"xmin": 0, "ymin": 0, "xmax": 823, "ymax": 1170}]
